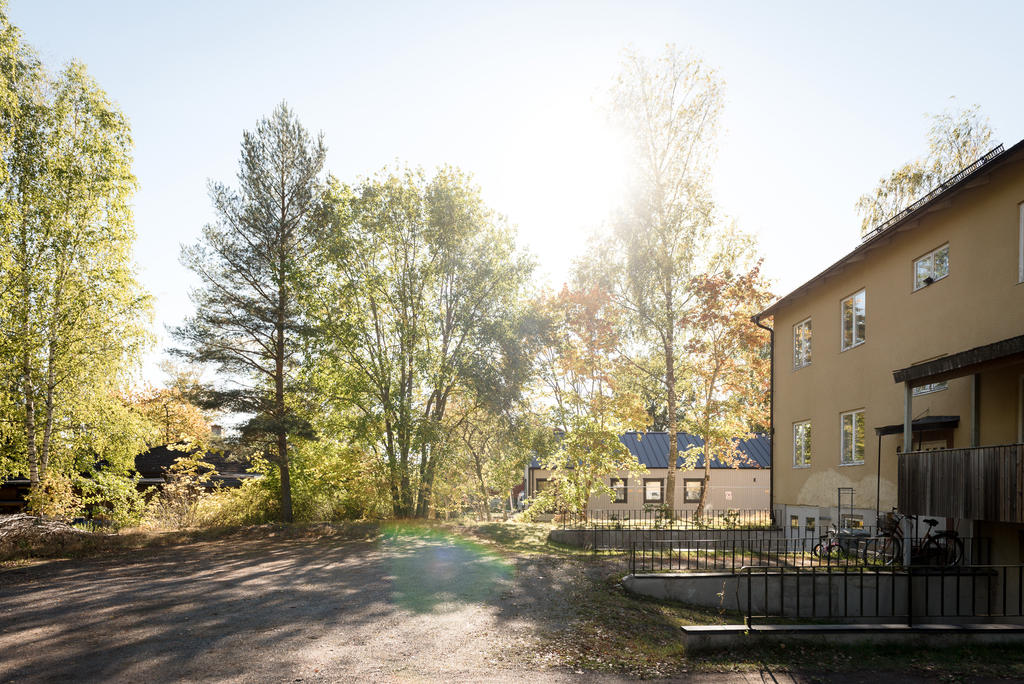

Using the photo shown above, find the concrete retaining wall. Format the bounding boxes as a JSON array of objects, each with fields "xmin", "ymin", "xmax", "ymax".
[{"xmin": 623, "ymin": 570, "xmax": 1013, "ymax": 621}]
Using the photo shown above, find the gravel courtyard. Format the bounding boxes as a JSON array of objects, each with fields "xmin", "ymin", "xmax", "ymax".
[{"xmin": 0, "ymin": 527, "xmax": 596, "ymax": 683}]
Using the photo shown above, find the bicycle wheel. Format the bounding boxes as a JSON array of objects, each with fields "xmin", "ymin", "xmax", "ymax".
[
  {"xmin": 925, "ymin": 534, "xmax": 965, "ymax": 566},
  {"xmin": 863, "ymin": 536, "xmax": 901, "ymax": 566}
]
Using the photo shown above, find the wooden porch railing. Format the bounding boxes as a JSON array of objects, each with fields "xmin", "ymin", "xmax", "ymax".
[{"xmin": 898, "ymin": 443, "xmax": 1024, "ymax": 523}]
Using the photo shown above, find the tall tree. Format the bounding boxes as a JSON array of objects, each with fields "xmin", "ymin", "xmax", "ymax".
[
  {"xmin": 1, "ymin": 9, "xmax": 151, "ymax": 504},
  {"xmin": 307, "ymin": 167, "xmax": 536, "ymax": 518},
  {"xmin": 175, "ymin": 103, "xmax": 326, "ymax": 523},
  {"xmin": 597, "ymin": 46, "xmax": 724, "ymax": 512},
  {"xmin": 855, "ymin": 101, "xmax": 995, "ymax": 235},
  {"xmin": 680, "ymin": 228, "xmax": 771, "ymax": 517},
  {"xmin": 531, "ymin": 286, "xmax": 648, "ymax": 519}
]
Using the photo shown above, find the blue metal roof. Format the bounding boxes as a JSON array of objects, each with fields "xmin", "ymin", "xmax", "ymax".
[{"xmin": 530, "ymin": 431, "xmax": 770, "ymax": 469}]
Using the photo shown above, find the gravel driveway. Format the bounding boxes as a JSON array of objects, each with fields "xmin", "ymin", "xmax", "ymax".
[{"xmin": 0, "ymin": 527, "xmax": 597, "ymax": 683}]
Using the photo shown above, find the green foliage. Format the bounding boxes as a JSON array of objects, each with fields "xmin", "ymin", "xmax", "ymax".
[
  {"xmin": 856, "ymin": 101, "xmax": 995, "ymax": 235},
  {"xmin": 25, "ymin": 472, "xmax": 80, "ymax": 519},
  {"xmin": 306, "ymin": 166, "xmax": 537, "ymax": 518},
  {"xmin": 174, "ymin": 103, "xmax": 326, "ymax": 523},
  {"xmin": 79, "ymin": 468, "xmax": 146, "ymax": 528},
  {"xmin": 0, "ymin": 7, "xmax": 152, "ymax": 518},
  {"xmin": 144, "ymin": 449, "xmax": 219, "ymax": 529}
]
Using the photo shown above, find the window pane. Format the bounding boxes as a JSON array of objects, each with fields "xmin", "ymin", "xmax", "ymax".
[
  {"xmin": 841, "ymin": 414, "xmax": 853, "ymax": 463},
  {"xmin": 854, "ymin": 292, "xmax": 865, "ymax": 344},
  {"xmin": 854, "ymin": 412, "xmax": 865, "ymax": 462},
  {"xmin": 933, "ymin": 246, "xmax": 949, "ymax": 279},
  {"xmin": 915, "ymin": 257, "xmax": 931, "ymax": 289},
  {"xmin": 842, "ymin": 299, "xmax": 854, "ymax": 348}
]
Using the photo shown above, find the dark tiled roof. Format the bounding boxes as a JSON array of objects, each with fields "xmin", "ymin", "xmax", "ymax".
[
  {"xmin": 135, "ymin": 445, "xmax": 252, "ymax": 477},
  {"xmin": 530, "ymin": 431, "xmax": 770, "ymax": 469}
]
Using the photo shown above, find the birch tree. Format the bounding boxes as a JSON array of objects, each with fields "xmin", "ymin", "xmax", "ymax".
[
  {"xmin": 856, "ymin": 102, "xmax": 995, "ymax": 235},
  {"xmin": 1, "ymin": 8, "xmax": 151, "ymax": 506},
  {"xmin": 601, "ymin": 46, "xmax": 723, "ymax": 512}
]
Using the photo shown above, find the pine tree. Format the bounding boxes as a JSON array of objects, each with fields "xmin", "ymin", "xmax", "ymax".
[{"xmin": 175, "ymin": 103, "xmax": 326, "ymax": 523}]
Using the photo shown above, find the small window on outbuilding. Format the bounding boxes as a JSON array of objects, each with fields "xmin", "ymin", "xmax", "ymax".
[
  {"xmin": 643, "ymin": 478, "xmax": 664, "ymax": 503},
  {"xmin": 683, "ymin": 478, "xmax": 704, "ymax": 504},
  {"xmin": 610, "ymin": 477, "xmax": 627, "ymax": 504}
]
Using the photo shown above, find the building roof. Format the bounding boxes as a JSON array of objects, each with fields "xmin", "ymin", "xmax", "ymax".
[
  {"xmin": 135, "ymin": 445, "xmax": 253, "ymax": 478},
  {"xmin": 755, "ymin": 139, "xmax": 1024, "ymax": 320},
  {"xmin": 530, "ymin": 431, "xmax": 770, "ymax": 470},
  {"xmin": 892, "ymin": 334, "xmax": 1024, "ymax": 386},
  {"xmin": 874, "ymin": 415, "xmax": 960, "ymax": 436}
]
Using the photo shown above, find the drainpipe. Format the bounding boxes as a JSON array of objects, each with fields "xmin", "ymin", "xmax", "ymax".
[{"xmin": 752, "ymin": 314, "xmax": 775, "ymax": 527}]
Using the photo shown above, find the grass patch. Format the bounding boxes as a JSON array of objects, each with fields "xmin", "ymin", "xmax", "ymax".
[{"xmin": 0, "ymin": 520, "xmax": 382, "ymax": 566}]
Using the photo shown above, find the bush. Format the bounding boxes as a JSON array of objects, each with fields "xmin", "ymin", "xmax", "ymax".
[{"xmin": 26, "ymin": 473, "xmax": 81, "ymax": 519}]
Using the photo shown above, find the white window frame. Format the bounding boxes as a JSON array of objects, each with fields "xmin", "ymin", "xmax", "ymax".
[
  {"xmin": 840, "ymin": 409, "xmax": 865, "ymax": 466},
  {"xmin": 793, "ymin": 420, "xmax": 811, "ymax": 468},
  {"xmin": 840, "ymin": 290, "xmax": 866, "ymax": 351},
  {"xmin": 913, "ymin": 381, "xmax": 948, "ymax": 396},
  {"xmin": 912, "ymin": 243, "xmax": 950, "ymax": 291},
  {"xmin": 793, "ymin": 317, "xmax": 812, "ymax": 369}
]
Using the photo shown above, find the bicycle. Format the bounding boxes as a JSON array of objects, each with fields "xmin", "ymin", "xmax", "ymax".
[
  {"xmin": 812, "ymin": 523, "xmax": 870, "ymax": 561},
  {"xmin": 863, "ymin": 509, "xmax": 964, "ymax": 567}
]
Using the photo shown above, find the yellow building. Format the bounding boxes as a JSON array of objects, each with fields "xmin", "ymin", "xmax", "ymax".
[{"xmin": 755, "ymin": 142, "xmax": 1024, "ymax": 561}]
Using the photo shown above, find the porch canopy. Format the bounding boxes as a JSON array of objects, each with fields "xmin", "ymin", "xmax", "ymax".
[{"xmin": 891, "ymin": 334, "xmax": 1024, "ymax": 451}]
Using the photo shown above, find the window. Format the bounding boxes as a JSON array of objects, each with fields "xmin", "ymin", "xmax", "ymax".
[
  {"xmin": 805, "ymin": 516, "xmax": 816, "ymax": 532},
  {"xmin": 842, "ymin": 514, "xmax": 864, "ymax": 530},
  {"xmin": 643, "ymin": 478, "xmax": 664, "ymax": 503},
  {"xmin": 913, "ymin": 381, "xmax": 948, "ymax": 396},
  {"xmin": 790, "ymin": 515, "xmax": 800, "ymax": 529},
  {"xmin": 840, "ymin": 410, "xmax": 865, "ymax": 465},
  {"xmin": 840, "ymin": 290, "xmax": 866, "ymax": 350},
  {"xmin": 534, "ymin": 478, "xmax": 549, "ymax": 493},
  {"xmin": 683, "ymin": 479, "xmax": 704, "ymax": 504},
  {"xmin": 793, "ymin": 421, "xmax": 811, "ymax": 467},
  {"xmin": 793, "ymin": 317, "xmax": 812, "ymax": 368},
  {"xmin": 610, "ymin": 477, "xmax": 627, "ymax": 504},
  {"xmin": 913, "ymin": 244, "xmax": 949, "ymax": 290}
]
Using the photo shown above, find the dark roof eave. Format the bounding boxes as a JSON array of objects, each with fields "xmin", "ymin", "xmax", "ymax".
[
  {"xmin": 874, "ymin": 416, "xmax": 960, "ymax": 436},
  {"xmin": 892, "ymin": 334, "xmax": 1024, "ymax": 386}
]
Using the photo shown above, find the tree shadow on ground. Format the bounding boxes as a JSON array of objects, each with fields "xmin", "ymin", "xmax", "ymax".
[{"xmin": 0, "ymin": 524, "xmax": 576, "ymax": 682}]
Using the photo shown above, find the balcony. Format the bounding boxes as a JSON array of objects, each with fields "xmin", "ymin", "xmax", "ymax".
[{"xmin": 898, "ymin": 444, "xmax": 1024, "ymax": 523}]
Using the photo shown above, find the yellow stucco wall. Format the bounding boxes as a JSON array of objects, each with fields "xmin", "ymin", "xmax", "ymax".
[
  {"xmin": 771, "ymin": 155, "xmax": 1024, "ymax": 513},
  {"xmin": 528, "ymin": 467, "xmax": 769, "ymax": 510}
]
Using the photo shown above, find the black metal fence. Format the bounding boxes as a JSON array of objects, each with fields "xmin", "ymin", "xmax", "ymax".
[
  {"xmin": 560, "ymin": 508, "xmax": 774, "ymax": 530},
  {"xmin": 629, "ymin": 536, "xmax": 992, "ymax": 575},
  {"xmin": 738, "ymin": 564, "xmax": 1024, "ymax": 626}
]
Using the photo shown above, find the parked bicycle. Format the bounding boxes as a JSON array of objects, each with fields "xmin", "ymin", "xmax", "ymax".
[
  {"xmin": 811, "ymin": 522, "xmax": 870, "ymax": 561},
  {"xmin": 863, "ymin": 509, "xmax": 964, "ymax": 567}
]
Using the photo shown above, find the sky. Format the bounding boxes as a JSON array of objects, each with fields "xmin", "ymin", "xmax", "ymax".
[{"xmin": 9, "ymin": 0, "xmax": 1024, "ymax": 386}]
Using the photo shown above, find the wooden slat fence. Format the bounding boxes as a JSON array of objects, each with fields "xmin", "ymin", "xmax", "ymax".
[{"xmin": 899, "ymin": 444, "xmax": 1024, "ymax": 523}]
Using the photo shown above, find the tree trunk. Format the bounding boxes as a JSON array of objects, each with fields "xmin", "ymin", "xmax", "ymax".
[
  {"xmin": 664, "ymin": 308, "xmax": 678, "ymax": 515},
  {"xmin": 275, "ymin": 287, "xmax": 292, "ymax": 523},
  {"xmin": 471, "ymin": 448, "xmax": 490, "ymax": 522},
  {"xmin": 696, "ymin": 438, "xmax": 712, "ymax": 519},
  {"xmin": 40, "ymin": 338, "xmax": 56, "ymax": 476},
  {"xmin": 23, "ymin": 352, "xmax": 39, "ymax": 485}
]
